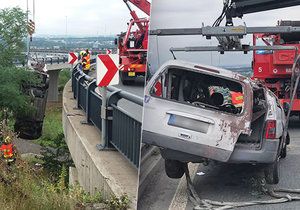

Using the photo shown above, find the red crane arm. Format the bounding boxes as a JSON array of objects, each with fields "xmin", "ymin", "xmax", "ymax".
[{"xmin": 125, "ymin": 0, "xmax": 151, "ymax": 16}]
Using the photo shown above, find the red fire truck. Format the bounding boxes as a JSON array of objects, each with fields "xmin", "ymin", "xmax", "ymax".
[
  {"xmin": 116, "ymin": 0, "xmax": 150, "ymax": 85},
  {"xmin": 252, "ymin": 20, "xmax": 300, "ymax": 117}
]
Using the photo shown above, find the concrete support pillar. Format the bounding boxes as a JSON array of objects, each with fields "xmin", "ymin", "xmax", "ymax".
[
  {"xmin": 47, "ymin": 69, "xmax": 61, "ymax": 102},
  {"xmin": 69, "ymin": 166, "xmax": 79, "ymax": 186}
]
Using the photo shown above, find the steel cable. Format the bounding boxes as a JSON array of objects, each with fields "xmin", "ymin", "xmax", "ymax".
[{"xmin": 185, "ymin": 164, "xmax": 300, "ymax": 210}]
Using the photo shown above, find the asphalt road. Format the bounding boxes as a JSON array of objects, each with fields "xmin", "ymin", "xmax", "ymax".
[{"xmin": 138, "ymin": 116, "xmax": 300, "ymax": 210}]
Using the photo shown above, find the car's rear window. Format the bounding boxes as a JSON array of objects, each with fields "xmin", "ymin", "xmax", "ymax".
[{"xmin": 150, "ymin": 67, "xmax": 244, "ymax": 114}]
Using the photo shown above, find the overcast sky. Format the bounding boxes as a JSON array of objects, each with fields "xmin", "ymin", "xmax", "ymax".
[
  {"xmin": 148, "ymin": 0, "xmax": 300, "ymax": 71},
  {"xmin": 0, "ymin": 0, "xmax": 147, "ymax": 36}
]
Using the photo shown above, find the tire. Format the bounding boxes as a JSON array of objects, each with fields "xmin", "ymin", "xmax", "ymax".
[
  {"xmin": 286, "ymin": 132, "xmax": 290, "ymax": 145},
  {"xmin": 281, "ymin": 133, "xmax": 289, "ymax": 159},
  {"xmin": 281, "ymin": 145, "xmax": 287, "ymax": 159},
  {"xmin": 264, "ymin": 157, "xmax": 280, "ymax": 184},
  {"xmin": 14, "ymin": 120, "xmax": 42, "ymax": 140},
  {"xmin": 165, "ymin": 159, "xmax": 185, "ymax": 179},
  {"xmin": 120, "ymin": 71, "xmax": 134, "ymax": 85}
]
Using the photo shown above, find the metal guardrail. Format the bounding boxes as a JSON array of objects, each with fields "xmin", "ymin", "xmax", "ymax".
[
  {"xmin": 40, "ymin": 57, "xmax": 68, "ymax": 65},
  {"xmin": 71, "ymin": 64, "xmax": 142, "ymax": 168},
  {"xmin": 15, "ymin": 56, "xmax": 69, "ymax": 66}
]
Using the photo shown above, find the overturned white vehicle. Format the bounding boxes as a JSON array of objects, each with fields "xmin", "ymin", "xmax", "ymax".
[{"xmin": 142, "ymin": 60, "xmax": 289, "ymax": 184}]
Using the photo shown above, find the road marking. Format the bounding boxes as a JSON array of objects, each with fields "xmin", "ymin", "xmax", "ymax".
[{"xmin": 169, "ymin": 163, "xmax": 200, "ymax": 210}]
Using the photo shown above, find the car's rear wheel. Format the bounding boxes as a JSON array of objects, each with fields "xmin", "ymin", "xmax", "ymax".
[
  {"xmin": 286, "ymin": 132, "xmax": 290, "ymax": 145},
  {"xmin": 281, "ymin": 133, "xmax": 289, "ymax": 159},
  {"xmin": 281, "ymin": 145, "xmax": 287, "ymax": 159},
  {"xmin": 264, "ymin": 157, "xmax": 280, "ymax": 184},
  {"xmin": 165, "ymin": 159, "xmax": 185, "ymax": 179}
]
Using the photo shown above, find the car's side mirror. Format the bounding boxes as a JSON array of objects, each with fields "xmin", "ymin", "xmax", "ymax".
[{"xmin": 283, "ymin": 102, "xmax": 290, "ymax": 114}]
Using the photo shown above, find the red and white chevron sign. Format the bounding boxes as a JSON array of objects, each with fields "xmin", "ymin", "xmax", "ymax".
[
  {"xmin": 97, "ymin": 54, "xmax": 119, "ymax": 87},
  {"xmin": 68, "ymin": 52, "xmax": 78, "ymax": 64}
]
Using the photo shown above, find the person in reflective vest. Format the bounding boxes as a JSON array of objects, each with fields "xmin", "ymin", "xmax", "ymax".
[
  {"xmin": 0, "ymin": 136, "xmax": 16, "ymax": 164},
  {"xmin": 231, "ymin": 91, "xmax": 244, "ymax": 108},
  {"xmin": 80, "ymin": 49, "xmax": 91, "ymax": 75}
]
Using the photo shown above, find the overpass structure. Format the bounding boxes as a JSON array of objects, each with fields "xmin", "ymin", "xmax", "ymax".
[{"xmin": 47, "ymin": 62, "xmax": 71, "ymax": 101}]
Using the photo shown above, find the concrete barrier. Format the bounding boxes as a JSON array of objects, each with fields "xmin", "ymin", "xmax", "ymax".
[{"xmin": 63, "ymin": 80, "xmax": 138, "ymax": 208}]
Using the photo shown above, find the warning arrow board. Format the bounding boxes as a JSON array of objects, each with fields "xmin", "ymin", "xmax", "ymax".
[
  {"xmin": 68, "ymin": 52, "xmax": 78, "ymax": 64},
  {"xmin": 97, "ymin": 54, "xmax": 119, "ymax": 87},
  {"xmin": 106, "ymin": 49, "xmax": 112, "ymax": 54}
]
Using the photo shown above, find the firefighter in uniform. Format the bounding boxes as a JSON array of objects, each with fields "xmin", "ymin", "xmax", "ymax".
[
  {"xmin": 0, "ymin": 136, "xmax": 16, "ymax": 165},
  {"xmin": 80, "ymin": 49, "xmax": 91, "ymax": 75}
]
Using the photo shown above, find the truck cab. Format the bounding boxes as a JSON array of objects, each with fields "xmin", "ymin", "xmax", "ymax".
[{"xmin": 252, "ymin": 20, "xmax": 300, "ymax": 117}]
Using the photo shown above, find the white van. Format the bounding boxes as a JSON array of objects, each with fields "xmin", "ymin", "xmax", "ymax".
[{"xmin": 142, "ymin": 60, "xmax": 289, "ymax": 184}]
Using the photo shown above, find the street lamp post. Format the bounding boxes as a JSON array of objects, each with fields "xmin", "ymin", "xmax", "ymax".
[
  {"xmin": 26, "ymin": 0, "xmax": 35, "ymax": 67},
  {"xmin": 26, "ymin": 0, "xmax": 29, "ymax": 66}
]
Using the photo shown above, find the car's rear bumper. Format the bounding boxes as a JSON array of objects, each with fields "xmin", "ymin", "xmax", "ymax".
[
  {"xmin": 142, "ymin": 130, "xmax": 232, "ymax": 162},
  {"xmin": 228, "ymin": 139, "xmax": 280, "ymax": 164},
  {"xmin": 142, "ymin": 130, "xmax": 280, "ymax": 164}
]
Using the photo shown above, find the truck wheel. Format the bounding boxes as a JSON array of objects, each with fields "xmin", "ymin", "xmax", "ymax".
[
  {"xmin": 264, "ymin": 157, "xmax": 280, "ymax": 184},
  {"xmin": 165, "ymin": 159, "xmax": 185, "ymax": 179},
  {"xmin": 120, "ymin": 71, "xmax": 133, "ymax": 85}
]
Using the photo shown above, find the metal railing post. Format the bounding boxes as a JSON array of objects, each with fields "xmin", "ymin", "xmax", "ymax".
[
  {"xmin": 84, "ymin": 79, "xmax": 97, "ymax": 124},
  {"xmin": 76, "ymin": 75, "xmax": 85, "ymax": 109},
  {"xmin": 73, "ymin": 71, "xmax": 81, "ymax": 99},
  {"xmin": 97, "ymin": 87, "xmax": 108, "ymax": 149}
]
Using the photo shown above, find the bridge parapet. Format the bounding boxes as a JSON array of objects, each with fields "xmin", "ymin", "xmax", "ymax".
[{"xmin": 62, "ymin": 64, "xmax": 143, "ymax": 208}]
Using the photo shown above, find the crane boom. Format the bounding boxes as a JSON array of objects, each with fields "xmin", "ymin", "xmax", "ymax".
[
  {"xmin": 125, "ymin": 0, "xmax": 151, "ymax": 16},
  {"xmin": 228, "ymin": 0, "xmax": 300, "ymax": 18},
  {"xmin": 117, "ymin": 0, "xmax": 150, "ymax": 84}
]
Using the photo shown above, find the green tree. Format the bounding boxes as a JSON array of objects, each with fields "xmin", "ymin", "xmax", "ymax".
[
  {"xmin": 0, "ymin": 7, "xmax": 39, "ymax": 120},
  {"xmin": 0, "ymin": 66, "xmax": 39, "ymax": 118},
  {"xmin": 0, "ymin": 7, "xmax": 27, "ymax": 66}
]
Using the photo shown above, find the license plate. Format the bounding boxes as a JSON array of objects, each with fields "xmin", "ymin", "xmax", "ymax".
[
  {"xmin": 128, "ymin": 72, "xmax": 135, "ymax": 77},
  {"xmin": 168, "ymin": 114, "xmax": 209, "ymax": 133}
]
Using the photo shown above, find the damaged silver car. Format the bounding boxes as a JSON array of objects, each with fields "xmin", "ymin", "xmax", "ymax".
[{"xmin": 142, "ymin": 60, "xmax": 289, "ymax": 184}]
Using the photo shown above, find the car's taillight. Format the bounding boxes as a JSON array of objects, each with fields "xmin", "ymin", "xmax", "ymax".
[{"xmin": 265, "ymin": 120, "xmax": 276, "ymax": 139}]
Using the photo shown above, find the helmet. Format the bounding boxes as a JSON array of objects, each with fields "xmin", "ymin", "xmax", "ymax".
[
  {"xmin": 4, "ymin": 136, "xmax": 11, "ymax": 144},
  {"xmin": 80, "ymin": 51, "xmax": 86, "ymax": 56}
]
